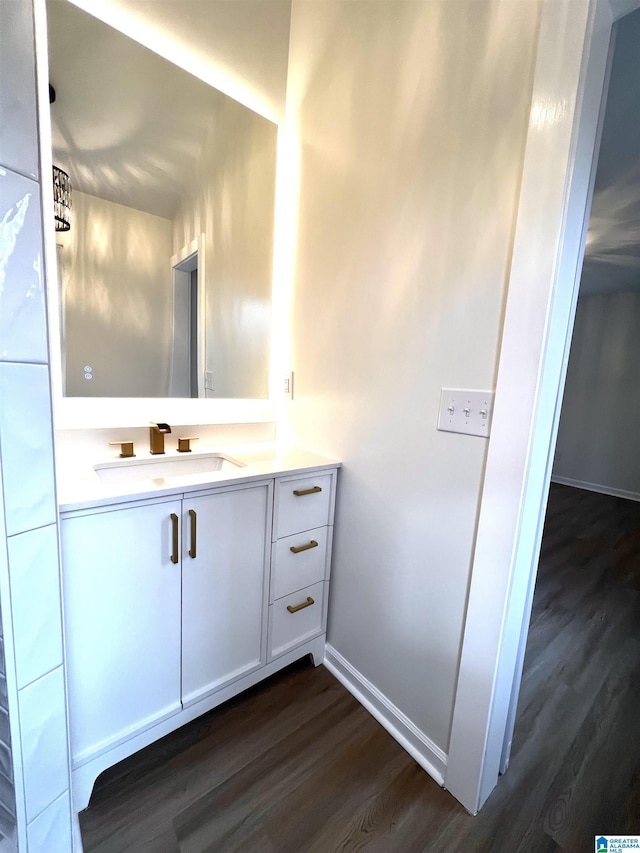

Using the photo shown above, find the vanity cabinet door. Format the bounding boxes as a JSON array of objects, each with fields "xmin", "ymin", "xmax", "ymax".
[
  {"xmin": 61, "ymin": 498, "xmax": 183, "ymax": 766},
  {"xmin": 181, "ymin": 483, "xmax": 270, "ymax": 707}
]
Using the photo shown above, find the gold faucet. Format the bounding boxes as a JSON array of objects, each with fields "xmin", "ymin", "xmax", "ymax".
[{"xmin": 149, "ymin": 422, "xmax": 171, "ymax": 455}]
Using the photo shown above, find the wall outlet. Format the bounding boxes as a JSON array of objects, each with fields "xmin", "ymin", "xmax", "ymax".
[
  {"xmin": 204, "ymin": 371, "xmax": 214, "ymax": 391},
  {"xmin": 284, "ymin": 371, "xmax": 294, "ymax": 400},
  {"xmin": 437, "ymin": 388, "xmax": 495, "ymax": 437}
]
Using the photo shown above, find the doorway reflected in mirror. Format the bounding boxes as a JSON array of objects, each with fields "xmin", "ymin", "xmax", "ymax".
[{"xmin": 48, "ymin": 0, "xmax": 277, "ymax": 399}]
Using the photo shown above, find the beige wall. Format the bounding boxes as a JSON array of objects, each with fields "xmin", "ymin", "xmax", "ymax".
[
  {"xmin": 285, "ymin": 0, "xmax": 540, "ymax": 752},
  {"xmin": 59, "ymin": 191, "xmax": 173, "ymax": 397},
  {"xmin": 172, "ymin": 102, "xmax": 277, "ymax": 399}
]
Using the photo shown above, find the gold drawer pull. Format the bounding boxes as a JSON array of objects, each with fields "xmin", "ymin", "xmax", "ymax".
[
  {"xmin": 287, "ymin": 596, "xmax": 315, "ymax": 614},
  {"xmin": 170, "ymin": 513, "xmax": 179, "ymax": 564},
  {"xmin": 290, "ymin": 540, "xmax": 318, "ymax": 554},
  {"xmin": 188, "ymin": 509, "xmax": 197, "ymax": 558},
  {"xmin": 293, "ymin": 486, "xmax": 322, "ymax": 497}
]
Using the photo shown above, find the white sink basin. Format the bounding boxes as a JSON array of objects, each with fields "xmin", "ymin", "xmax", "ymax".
[{"xmin": 94, "ymin": 452, "xmax": 245, "ymax": 485}]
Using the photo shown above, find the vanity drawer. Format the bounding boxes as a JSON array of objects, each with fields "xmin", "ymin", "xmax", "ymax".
[
  {"xmin": 271, "ymin": 526, "xmax": 330, "ymax": 601},
  {"xmin": 274, "ymin": 473, "xmax": 334, "ymax": 539},
  {"xmin": 268, "ymin": 581, "xmax": 326, "ymax": 660}
]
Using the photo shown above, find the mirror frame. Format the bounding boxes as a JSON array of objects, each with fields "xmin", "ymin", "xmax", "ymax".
[{"xmin": 37, "ymin": 0, "xmax": 284, "ymax": 429}]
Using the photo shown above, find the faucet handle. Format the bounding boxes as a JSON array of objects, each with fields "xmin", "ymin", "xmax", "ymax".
[
  {"xmin": 177, "ymin": 436, "xmax": 199, "ymax": 453},
  {"xmin": 109, "ymin": 440, "xmax": 135, "ymax": 458}
]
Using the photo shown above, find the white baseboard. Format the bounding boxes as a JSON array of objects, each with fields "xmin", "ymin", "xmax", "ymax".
[
  {"xmin": 324, "ymin": 644, "xmax": 447, "ymax": 785},
  {"xmin": 551, "ymin": 475, "xmax": 640, "ymax": 503}
]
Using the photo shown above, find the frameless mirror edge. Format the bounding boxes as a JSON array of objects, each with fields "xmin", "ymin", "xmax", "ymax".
[
  {"xmin": 38, "ymin": 0, "xmax": 284, "ymax": 425},
  {"xmin": 53, "ymin": 396, "xmax": 277, "ymax": 431}
]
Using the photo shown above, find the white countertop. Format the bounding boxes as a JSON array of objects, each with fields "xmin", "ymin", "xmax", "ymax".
[{"xmin": 56, "ymin": 442, "xmax": 341, "ymax": 513}]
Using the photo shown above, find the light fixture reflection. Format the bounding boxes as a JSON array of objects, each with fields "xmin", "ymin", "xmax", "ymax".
[{"xmin": 53, "ymin": 165, "xmax": 72, "ymax": 232}]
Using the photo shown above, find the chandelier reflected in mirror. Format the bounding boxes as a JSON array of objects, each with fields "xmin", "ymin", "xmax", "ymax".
[{"xmin": 53, "ymin": 164, "xmax": 72, "ymax": 232}]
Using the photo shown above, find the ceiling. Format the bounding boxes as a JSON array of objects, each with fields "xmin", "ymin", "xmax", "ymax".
[
  {"xmin": 47, "ymin": 1, "xmax": 233, "ymax": 220},
  {"xmin": 580, "ymin": 6, "xmax": 640, "ymax": 297}
]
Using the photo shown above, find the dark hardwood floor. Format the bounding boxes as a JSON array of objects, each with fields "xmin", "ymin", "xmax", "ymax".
[{"xmin": 81, "ymin": 483, "xmax": 640, "ymax": 852}]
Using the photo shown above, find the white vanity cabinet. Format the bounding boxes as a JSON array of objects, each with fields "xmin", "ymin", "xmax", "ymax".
[
  {"xmin": 61, "ymin": 495, "xmax": 184, "ymax": 767},
  {"xmin": 59, "ymin": 463, "xmax": 338, "ymax": 813},
  {"xmin": 62, "ymin": 481, "xmax": 270, "ymax": 763},
  {"xmin": 269, "ymin": 472, "xmax": 336, "ymax": 659},
  {"xmin": 181, "ymin": 483, "xmax": 271, "ymax": 707}
]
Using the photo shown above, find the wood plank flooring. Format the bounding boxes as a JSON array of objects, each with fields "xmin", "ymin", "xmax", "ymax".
[{"xmin": 81, "ymin": 484, "xmax": 640, "ymax": 852}]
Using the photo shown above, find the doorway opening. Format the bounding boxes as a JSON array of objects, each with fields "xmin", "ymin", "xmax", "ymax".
[
  {"xmin": 447, "ymin": 0, "xmax": 640, "ymax": 816},
  {"xmin": 169, "ymin": 235, "xmax": 206, "ymax": 398},
  {"xmin": 171, "ymin": 252, "xmax": 198, "ymax": 398},
  {"xmin": 505, "ymin": 0, "xmax": 640, "ymax": 764}
]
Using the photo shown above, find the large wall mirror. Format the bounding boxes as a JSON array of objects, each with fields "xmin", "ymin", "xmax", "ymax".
[{"xmin": 47, "ymin": 0, "xmax": 277, "ymax": 399}]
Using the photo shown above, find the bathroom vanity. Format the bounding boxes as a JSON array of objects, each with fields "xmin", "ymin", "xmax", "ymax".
[{"xmin": 57, "ymin": 443, "xmax": 339, "ymax": 812}]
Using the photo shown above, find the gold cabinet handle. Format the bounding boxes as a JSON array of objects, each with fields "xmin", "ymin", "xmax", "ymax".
[
  {"xmin": 188, "ymin": 509, "xmax": 197, "ymax": 558},
  {"xmin": 290, "ymin": 540, "xmax": 318, "ymax": 554},
  {"xmin": 287, "ymin": 596, "xmax": 315, "ymax": 614},
  {"xmin": 293, "ymin": 486, "xmax": 322, "ymax": 497},
  {"xmin": 170, "ymin": 513, "xmax": 179, "ymax": 564}
]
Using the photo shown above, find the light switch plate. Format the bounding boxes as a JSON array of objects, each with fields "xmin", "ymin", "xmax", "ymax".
[
  {"xmin": 284, "ymin": 371, "xmax": 294, "ymax": 400},
  {"xmin": 437, "ymin": 388, "xmax": 495, "ymax": 437}
]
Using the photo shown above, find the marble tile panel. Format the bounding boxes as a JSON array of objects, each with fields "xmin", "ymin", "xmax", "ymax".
[
  {"xmin": 19, "ymin": 667, "xmax": 68, "ymax": 822},
  {"xmin": 0, "ymin": 741, "xmax": 11, "ymax": 783},
  {"xmin": 0, "ymin": 802, "xmax": 17, "ymax": 850},
  {"xmin": 26, "ymin": 791, "xmax": 71, "ymax": 853},
  {"xmin": 0, "ymin": 771, "xmax": 15, "ymax": 821},
  {"xmin": 0, "ymin": 363, "xmax": 56, "ymax": 536},
  {"xmin": 0, "ymin": 170, "xmax": 48, "ymax": 364},
  {"xmin": 0, "ymin": 709, "xmax": 10, "ymax": 748},
  {"xmin": 0, "ymin": 2, "xmax": 39, "ymax": 179},
  {"xmin": 7, "ymin": 525, "xmax": 62, "ymax": 689},
  {"xmin": 0, "ymin": 453, "xmax": 7, "ymax": 647}
]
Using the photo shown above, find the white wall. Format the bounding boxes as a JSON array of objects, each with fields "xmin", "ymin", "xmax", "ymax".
[
  {"xmin": 284, "ymin": 0, "xmax": 539, "ymax": 757},
  {"xmin": 58, "ymin": 192, "xmax": 173, "ymax": 397},
  {"xmin": 171, "ymin": 103, "xmax": 277, "ymax": 399},
  {"xmin": 553, "ymin": 291, "xmax": 640, "ymax": 497}
]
